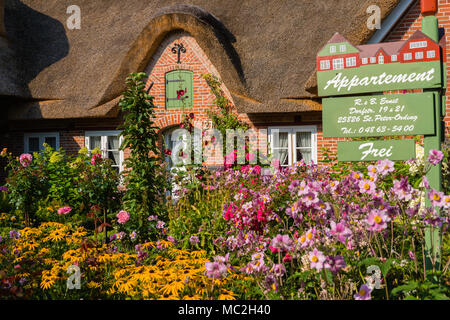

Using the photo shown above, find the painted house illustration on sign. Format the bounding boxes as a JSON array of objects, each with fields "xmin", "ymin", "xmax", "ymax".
[{"xmin": 317, "ymin": 30, "xmax": 444, "ymax": 72}]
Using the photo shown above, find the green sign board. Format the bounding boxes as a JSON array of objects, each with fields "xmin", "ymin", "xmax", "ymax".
[
  {"xmin": 337, "ymin": 140, "xmax": 416, "ymax": 162},
  {"xmin": 322, "ymin": 92, "xmax": 435, "ymax": 138},
  {"xmin": 317, "ymin": 61, "xmax": 442, "ymax": 97}
]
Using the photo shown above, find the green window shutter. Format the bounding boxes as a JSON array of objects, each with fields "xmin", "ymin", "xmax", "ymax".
[{"xmin": 165, "ymin": 70, "xmax": 193, "ymax": 109}]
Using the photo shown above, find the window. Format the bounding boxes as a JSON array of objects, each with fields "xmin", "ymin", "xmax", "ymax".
[
  {"xmin": 163, "ymin": 127, "xmax": 201, "ymax": 170},
  {"xmin": 85, "ymin": 131, "xmax": 123, "ymax": 173},
  {"xmin": 410, "ymin": 41, "xmax": 427, "ymax": 49},
  {"xmin": 24, "ymin": 132, "xmax": 59, "ymax": 153},
  {"xmin": 370, "ymin": 57, "xmax": 376, "ymax": 63},
  {"xmin": 362, "ymin": 58, "xmax": 368, "ymax": 64},
  {"xmin": 339, "ymin": 45, "xmax": 346, "ymax": 53},
  {"xmin": 415, "ymin": 51, "xmax": 424, "ymax": 60},
  {"xmin": 346, "ymin": 57, "xmax": 357, "ymax": 67},
  {"xmin": 391, "ymin": 55, "xmax": 398, "ymax": 62},
  {"xmin": 404, "ymin": 53, "xmax": 412, "ymax": 60},
  {"xmin": 378, "ymin": 55, "xmax": 384, "ymax": 64},
  {"xmin": 332, "ymin": 58, "xmax": 344, "ymax": 70},
  {"xmin": 329, "ymin": 46, "xmax": 336, "ymax": 53},
  {"xmin": 165, "ymin": 70, "xmax": 193, "ymax": 109},
  {"xmin": 268, "ymin": 126, "xmax": 317, "ymax": 167},
  {"xmin": 320, "ymin": 60, "xmax": 330, "ymax": 70},
  {"xmin": 427, "ymin": 50, "xmax": 435, "ymax": 58}
]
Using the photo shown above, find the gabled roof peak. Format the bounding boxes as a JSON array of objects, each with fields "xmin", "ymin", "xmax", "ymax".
[{"xmin": 327, "ymin": 33, "xmax": 352, "ymax": 44}]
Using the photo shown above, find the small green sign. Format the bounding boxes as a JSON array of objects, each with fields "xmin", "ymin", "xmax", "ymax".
[
  {"xmin": 337, "ymin": 140, "xmax": 416, "ymax": 162},
  {"xmin": 322, "ymin": 93, "xmax": 435, "ymax": 138},
  {"xmin": 317, "ymin": 61, "xmax": 442, "ymax": 97}
]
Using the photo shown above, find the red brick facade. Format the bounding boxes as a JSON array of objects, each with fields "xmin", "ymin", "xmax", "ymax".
[{"xmin": 2, "ymin": 2, "xmax": 450, "ymax": 176}]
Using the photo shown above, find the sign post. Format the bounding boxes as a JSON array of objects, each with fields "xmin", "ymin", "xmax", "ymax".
[
  {"xmin": 316, "ymin": 15, "xmax": 444, "ymax": 273},
  {"xmin": 422, "ymin": 16, "xmax": 443, "ymax": 272}
]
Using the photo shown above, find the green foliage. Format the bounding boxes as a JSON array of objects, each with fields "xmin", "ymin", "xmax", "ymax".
[
  {"xmin": 0, "ymin": 144, "xmax": 121, "ymax": 230},
  {"xmin": 202, "ymin": 73, "xmax": 249, "ymax": 137},
  {"xmin": 118, "ymin": 72, "xmax": 169, "ymax": 242}
]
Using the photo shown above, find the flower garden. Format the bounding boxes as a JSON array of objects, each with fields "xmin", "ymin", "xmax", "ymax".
[{"xmin": 0, "ymin": 74, "xmax": 449, "ymax": 300}]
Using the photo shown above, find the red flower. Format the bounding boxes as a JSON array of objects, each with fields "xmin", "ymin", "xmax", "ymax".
[{"xmin": 189, "ymin": 112, "xmax": 195, "ymax": 119}]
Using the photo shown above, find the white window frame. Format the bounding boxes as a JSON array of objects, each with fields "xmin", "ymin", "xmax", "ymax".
[
  {"xmin": 332, "ymin": 58, "xmax": 344, "ymax": 70},
  {"xmin": 370, "ymin": 57, "xmax": 376, "ymax": 63},
  {"xmin": 404, "ymin": 53, "xmax": 412, "ymax": 61},
  {"xmin": 320, "ymin": 60, "xmax": 330, "ymax": 70},
  {"xmin": 362, "ymin": 58, "xmax": 368, "ymax": 64},
  {"xmin": 391, "ymin": 55, "xmax": 398, "ymax": 62},
  {"xmin": 410, "ymin": 41, "xmax": 427, "ymax": 49},
  {"xmin": 415, "ymin": 51, "xmax": 424, "ymax": 60},
  {"xmin": 24, "ymin": 132, "xmax": 60, "ymax": 153},
  {"xmin": 268, "ymin": 126, "xmax": 318, "ymax": 167},
  {"xmin": 346, "ymin": 57, "xmax": 356, "ymax": 67},
  {"xmin": 339, "ymin": 45, "xmax": 347, "ymax": 53},
  {"xmin": 85, "ymin": 130, "xmax": 124, "ymax": 172},
  {"xmin": 329, "ymin": 45, "xmax": 336, "ymax": 53},
  {"xmin": 378, "ymin": 55, "xmax": 384, "ymax": 64},
  {"xmin": 427, "ymin": 50, "xmax": 436, "ymax": 58}
]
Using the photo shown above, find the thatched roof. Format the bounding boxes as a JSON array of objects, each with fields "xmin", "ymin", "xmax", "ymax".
[{"xmin": 2, "ymin": 0, "xmax": 401, "ymax": 119}]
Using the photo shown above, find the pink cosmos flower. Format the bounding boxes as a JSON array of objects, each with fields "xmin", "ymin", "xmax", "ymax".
[
  {"xmin": 19, "ymin": 153, "xmax": 33, "ymax": 167},
  {"xmin": 428, "ymin": 149, "xmax": 444, "ymax": 166},
  {"xmin": 366, "ymin": 209, "xmax": 390, "ymax": 232},
  {"xmin": 330, "ymin": 220, "xmax": 352, "ymax": 244},
  {"xmin": 376, "ymin": 159, "xmax": 395, "ymax": 176},
  {"xmin": 392, "ymin": 177, "xmax": 414, "ymax": 201},
  {"xmin": 116, "ymin": 210, "xmax": 130, "ymax": 224},
  {"xmin": 358, "ymin": 179, "xmax": 376, "ymax": 195},
  {"xmin": 301, "ymin": 191, "xmax": 319, "ymax": 207},
  {"xmin": 428, "ymin": 189, "xmax": 445, "ymax": 207},
  {"xmin": 324, "ymin": 256, "xmax": 346, "ymax": 274},
  {"xmin": 57, "ymin": 206, "xmax": 72, "ymax": 215},
  {"xmin": 308, "ymin": 248, "xmax": 326, "ymax": 271},
  {"xmin": 90, "ymin": 153, "xmax": 101, "ymax": 165},
  {"xmin": 367, "ymin": 165, "xmax": 378, "ymax": 178},
  {"xmin": 354, "ymin": 284, "xmax": 372, "ymax": 300},
  {"xmin": 271, "ymin": 234, "xmax": 293, "ymax": 252},
  {"xmin": 444, "ymin": 195, "xmax": 450, "ymax": 209}
]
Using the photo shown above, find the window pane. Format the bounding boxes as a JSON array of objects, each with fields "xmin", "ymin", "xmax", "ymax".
[
  {"xmin": 45, "ymin": 137, "xmax": 57, "ymax": 149},
  {"xmin": 273, "ymin": 132, "xmax": 289, "ymax": 148},
  {"xmin": 107, "ymin": 136, "xmax": 119, "ymax": 150},
  {"xmin": 297, "ymin": 149, "xmax": 312, "ymax": 164},
  {"xmin": 108, "ymin": 151, "xmax": 120, "ymax": 166},
  {"xmin": 296, "ymin": 132, "xmax": 311, "ymax": 148},
  {"xmin": 276, "ymin": 149, "xmax": 289, "ymax": 167},
  {"xmin": 89, "ymin": 136, "xmax": 101, "ymax": 150},
  {"xmin": 28, "ymin": 137, "xmax": 40, "ymax": 153}
]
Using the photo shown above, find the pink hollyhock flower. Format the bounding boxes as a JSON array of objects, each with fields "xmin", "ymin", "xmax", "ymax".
[
  {"xmin": 19, "ymin": 153, "xmax": 33, "ymax": 167},
  {"xmin": 330, "ymin": 220, "xmax": 352, "ymax": 244},
  {"xmin": 366, "ymin": 209, "xmax": 390, "ymax": 232},
  {"xmin": 282, "ymin": 253, "xmax": 292, "ymax": 263},
  {"xmin": 251, "ymin": 165, "xmax": 261, "ymax": 175},
  {"xmin": 57, "ymin": 206, "xmax": 72, "ymax": 215},
  {"xmin": 376, "ymin": 159, "xmax": 395, "ymax": 176},
  {"xmin": 116, "ymin": 210, "xmax": 130, "ymax": 224},
  {"xmin": 308, "ymin": 248, "xmax": 326, "ymax": 271},
  {"xmin": 428, "ymin": 149, "xmax": 444, "ymax": 165},
  {"xmin": 90, "ymin": 153, "xmax": 101, "ymax": 165},
  {"xmin": 240, "ymin": 165, "xmax": 250, "ymax": 174},
  {"xmin": 428, "ymin": 189, "xmax": 445, "ymax": 207},
  {"xmin": 358, "ymin": 179, "xmax": 376, "ymax": 195},
  {"xmin": 354, "ymin": 284, "xmax": 372, "ymax": 300},
  {"xmin": 245, "ymin": 153, "xmax": 256, "ymax": 162}
]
